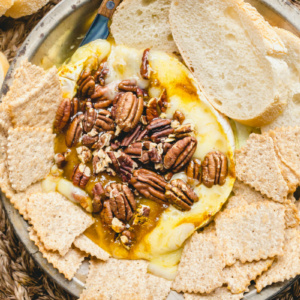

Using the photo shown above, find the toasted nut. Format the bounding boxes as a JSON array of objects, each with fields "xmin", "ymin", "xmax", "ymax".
[
  {"xmin": 65, "ymin": 115, "xmax": 84, "ymax": 147},
  {"xmin": 94, "ymin": 109, "xmax": 115, "ymax": 132},
  {"xmin": 140, "ymin": 48, "xmax": 151, "ymax": 80},
  {"xmin": 111, "ymin": 217, "xmax": 126, "ymax": 233},
  {"xmin": 83, "ymin": 107, "xmax": 97, "ymax": 132},
  {"xmin": 165, "ymin": 179, "xmax": 198, "ymax": 211},
  {"xmin": 76, "ymin": 146, "xmax": 92, "ymax": 164},
  {"xmin": 147, "ymin": 118, "xmax": 174, "ymax": 143},
  {"xmin": 54, "ymin": 98, "xmax": 72, "ymax": 131},
  {"xmin": 92, "ymin": 182, "xmax": 105, "ymax": 213},
  {"xmin": 157, "ymin": 89, "xmax": 168, "ymax": 113},
  {"xmin": 94, "ymin": 62, "xmax": 109, "ymax": 86},
  {"xmin": 202, "ymin": 151, "xmax": 228, "ymax": 188},
  {"xmin": 186, "ymin": 158, "xmax": 202, "ymax": 184},
  {"xmin": 71, "ymin": 164, "xmax": 91, "ymax": 189},
  {"xmin": 132, "ymin": 205, "xmax": 150, "ymax": 226},
  {"xmin": 120, "ymin": 230, "xmax": 135, "ymax": 250},
  {"xmin": 146, "ymin": 98, "xmax": 159, "ymax": 123},
  {"xmin": 118, "ymin": 79, "xmax": 138, "ymax": 92},
  {"xmin": 173, "ymin": 110, "xmax": 185, "ymax": 124}
]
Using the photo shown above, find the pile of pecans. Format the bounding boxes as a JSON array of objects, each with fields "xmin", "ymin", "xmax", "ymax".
[{"xmin": 54, "ymin": 49, "xmax": 228, "ymax": 249}]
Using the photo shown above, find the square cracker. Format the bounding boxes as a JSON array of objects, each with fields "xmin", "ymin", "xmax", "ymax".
[
  {"xmin": 184, "ymin": 288, "xmax": 243, "ymax": 300},
  {"xmin": 10, "ymin": 182, "xmax": 42, "ymax": 220},
  {"xmin": 255, "ymin": 228, "xmax": 300, "ymax": 292},
  {"xmin": 172, "ymin": 232, "xmax": 225, "ymax": 294},
  {"xmin": 29, "ymin": 227, "xmax": 86, "ymax": 280},
  {"xmin": 2, "ymin": 60, "xmax": 46, "ymax": 106},
  {"xmin": 223, "ymin": 259, "xmax": 273, "ymax": 294},
  {"xmin": 268, "ymin": 127, "xmax": 300, "ymax": 179},
  {"xmin": 0, "ymin": 159, "xmax": 14, "ymax": 199},
  {"xmin": 73, "ymin": 234, "xmax": 110, "ymax": 261},
  {"xmin": 27, "ymin": 192, "xmax": 94, "ymax": 256},
  {"xmin": 79, "ymin": 258, "xmax": 171, "ymax": 300},
  {"xmin": 8, "ymin": 66, "xmax": 62, "ymax": 130},
  {"xmin": 215, "ymin": 202, "xmax": 285, "ymax": 266},
  {"xmin": 235, "ymin": 133, "xmax": 288, "ymax": 202},
  {"xmin": 7, "ymin": 127, "xmax": 55, "ymax": 192}
]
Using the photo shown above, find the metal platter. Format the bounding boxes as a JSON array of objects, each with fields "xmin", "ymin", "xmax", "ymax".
[{"xmin": 1, "ymin": 0, "xmax": 300, "ymax": 298}]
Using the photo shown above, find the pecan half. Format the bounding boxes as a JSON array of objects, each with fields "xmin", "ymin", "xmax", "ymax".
[
  {"xmin": 77, "ymin": 69, "xmax": 95, "ymax": 98},
  {"xmin": 94, "ymin": 110, "xmax": 115, "ymax": 132},
  {"xmin": 94, "ymin": 62, "xmax": 109, "ymax": 86},
  {"xmin": 164, "ymin": 136, "xmax": 197, "ymax": 172},
  {"xmin": 186, "ymin": 158, "xmax": 201, "ymax": 183},
  {"xmin": 92, "ymin": 182, "xmax": 105, "ymax": 213},
  {"xmin": 146, "ymin": 98, "xmax": 159, "ymax": 123},
  {"xmin": 173, "ymin": 110, "xmax": 185, "ymax": 124},
  {"xmin": 65, "ymin": 114, "xmax": 84, "ymax": 147},
  {"xmin": 157, "ymin": 89, "xmax": 168, "ymax": 113},
  {"xmin": 118, "ymin": 79, "xmax": 137, "ymax": 92},
  {"xmin": 82, "ymin": 130, "xmax": 99, "ymax": 146},
  {"xmin": 83, "ymin": 107, "xmax": 97, "ymax": 132},
  {"xmin": 165, "ymin": 179, "xmax": 198, "ymax": 211},
  {"xmin": 140, "ymin": 48, "xmax": 151, "ymax": 80},
  {"xmin": 202, "ymin": 151, "xmax": 228, "ymax": 188},
  {"xmin": 111, "ymin": 92, "xmax": 124, "ymax": 119},
  {"xmin": 92, "ymin": 132, "xmax": 113, "ymax": 150},
  {"xmin": 105, "ymin": 183, "xmax": 136, "ymax": 223},
  {"xmin": 174, "ymin": 123, "xmax": 195, "ymax": 139},
  {"xmin": 120, "ymin": 124, "xmax": 147, "ymax": 147},
  {"xmin": 147, "ymin": 118, "xmax": 174, "ymax": 143},
  {"xmin": 130, "ymin": 169, "xmax": 167, "ymax": 203},
  {"xmin": 76, "ymin": 146, "xmax": 92, "ymax": 164},
  {"xmin": 71, "ymin": 164, "xmax": 91, "ymax": 188},
  {"xmin": 115, "ymin": 92, "xmax": 144, "ymax": 132},
  {"xmin": 91, "ymin": 85, "xmax": 113, "ymax": 108}
]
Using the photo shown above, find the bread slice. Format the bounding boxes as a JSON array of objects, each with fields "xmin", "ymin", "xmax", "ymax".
[
  {"xmin": 262, "ymin": 28, "xmax": 300, "ymax": 132},
  {"xmin": 169, "ymin": 0, "xmax": 289, "ymax": 127},
  {"xmin": 111, "ymin": 0, "xmax": 178, "ymax": 53},
  {"xmin": 5, "ymin": 0, "xmax": 49, "ymax": 18},
  {"xmin": 0, "ymin": 0, "xmax": 14, "ymax": 16}
]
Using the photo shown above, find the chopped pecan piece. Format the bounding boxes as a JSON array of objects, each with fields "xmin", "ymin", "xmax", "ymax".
[
  {"xmin": 118, "ymin": 79, "xmax": 138, "ymax": 92},
  {"xmin": 94, "ymin": 109, "xmax": 115, "ymax": 132},
  {"xmin": 174, "ymin": 123, "xmax": 195, "ymax": 138},
  {"xmin": 92, "ymin": 132, "xmax": 113, "ymax": 150},
  {"xmin": 146, "ymin": 98, "xmax": 159, "ymax": 123},
  {"xmin": 120, "ymin": 230, "xmax": 135, "ymax": 250},
  {"xmin": 157, "ymin": 89, "xmax": 168, "ymax": 113},
  {"xmin": 132, "ymin": 205, "xmax": 150, "ymax": 226},
  {"xmin": 147, "ymin": 118, "xmax": 174, "ymax": 143},
  {"xmin": 130, "ymin": 169, "xmax": 167, "ymax": 203},
  {"xmin": 140, "ymin": 48, "xmax": 151, "ymax": 80},
  {"xmin": 111, "ymin": 217, "xmax": 126, "ymax": 233},
  {"xmin": 115, "ymin": 92, "xmax": 144, "ymax": 133},
  {"xmin": 202, "ymin": 151, "xmax": 228, "ymax": 188},
  {"xmin": 105, "ymin": 183, "xmax": 136, "ymax": 223},
  {"xmin": 92, "ymin": 182, "xmax": 105, "ymax": 213},
  {"xmin": 83, "ymin": 107, "xmax": 97, "ymax": 132},
  {"xmin": 124, "ymin": 142, "xmax": 143, "ymax": 158},
  {"xmin": 173, "ymin": 110, "xmax": 185, "ymax": 124},
  {"xmin": 165, "ymin": 179, "xmax": 198, "ymax": 211},
  {"xmin": 76, "ymin": 146, "xmax": 92, "ymax": 164},
  {"xmin": 94, "ymin": 62, "xmax": 109, "ymax": 86},
  {"xmin": 54, "ymin": 152, "xmax": 69, "ymax": 168},
  {"xmin": 164, "ymin": 136, "xmax": 197, "ymax": 172},
  {"xmin": 108, "ymin": 151, "xmax": 138, "ymax": 182},
  {"xmin": 77, "ymin": 69, "xmax": 95, "ymax": 98},
  {"xmin": 82, "ymin": 130, "xmax": 99, "ymax": 146},
  {"xmin": 93, "ymin": 149, "xmax": 112, "ymax": 174},
  {"xmin": 72, "ymin": 164, "xmax": 91, "ymax": 188},
  {"xmin": 65, "ymin": 114, "xmax": 84, "ymax": 147},
  {"xmin": 186, "ymin": 158, "xmax": 202, "ymax": 184}
]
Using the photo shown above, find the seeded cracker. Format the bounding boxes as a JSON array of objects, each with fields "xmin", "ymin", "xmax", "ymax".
[
  {"xmin": 73, "ymin": 234, "xmax": 110, "ymax": 261},
  {"xmin": 10, "ymin": 182, "xmax": 42, "ymax": 220},
  {"xmin": 268, "ymin": 127, "xmax": 300, "ymax": 179},
  {"xmin": 172, "ymin": 232, "xmax": 225, "ymax": 294},
  {"xmin": 184, "ymin": 288, "xmax": 243, "ymax": 300},
  {"xmin": 215, "ymin": 202, "xmax": 285, "ymax": 265},
  {"xmin": 8, "ymin": 67, "xmax": 62, "ymax": 130},
  {"xmin": 27, "ymin": 192, "xmax": 94, "ymax": 256},
  {"xmin": 79, "ymin": 258, "xmax": 171, "ymax": 300},
  {"xmin": 235, "ymin": 133, "xmax": 288, "ymax": 202},
  {"xmin": 7, "ymin": 127, "xmax": 55, "ymax": 192},
  {"xmin": 29, "ymin": 228, "xmax": 86, "ymax": 280},
  {"xmin": 223, "ymin": 259, "xmax": 273, "ymax": 294},
  {"xmin": 255, "ymin": 228, "xmax": 300, "ymax": 292},
  {"xmin": 2, "ymin": 60, "xmax": 46, "ymax": 106}
]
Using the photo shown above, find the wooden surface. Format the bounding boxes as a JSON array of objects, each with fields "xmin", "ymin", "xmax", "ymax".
[{"xmin": 98, "ymin": 0, "xmax": 121, "ymax": 18}]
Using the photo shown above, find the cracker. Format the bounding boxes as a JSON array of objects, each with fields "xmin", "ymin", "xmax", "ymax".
[
  {"xmin": 10, "ymin": 182, "xmax": 42, "ymax": 220},
  {"xmin": 223, "ymin": 259, "xmax": 273, "ymax": 294},
  {"xmin": 79, "ymin": 258, "xmax": 171, "ymax": 300},
  {"xmin": 73, "ymin": 234, "xmax": 110, "ymax": 261},
  {"xmin": 235, "ymin": 133, "xmax": 288, "ymax": 202},
  {"xmin": 8, "ymin": 67, "xmax": 62, "ymax": 130},
  {"xmin": 29, "ymin": 228, "xmax": 86, "ymax": 280},
  {"xmin": 0, "ymin": 159, "xmax": 14, "ymax": 199},
  {"xmin": 2, "ymin": 60, "xmax": 46, "ymax": 106},
  {"xmin": 172, "ymin": 232, "xmax": 224, "ymax": 294},
  {"xmin": 27, "ymin": 192, "xmax": 94, "ymax": 256},
  {"xmin": 284, "ymin": 200, "xmax": 300, "ymax": 228},
  {"xmin": 269, "ymin": 127, "xmax": 300, "ymax": 179},
  {"xmin": 224, "ymin": 195, "xmax": 248, "ymax": 210},
  {"xmin": 7, "ymin": 127, "xmax": 55, "ymax": 192},
  {"xmin": 0, "ymin": 103, "xmax": 12, "ymax": 132},
  {"xmin": 184, "ymin": 288, "xmax": 243, "ymax": 300},
  {"xmin": 255, "ymin": 228, "xmax": 300, "ymax": 292},
  {"xmin": 215, "ymin": 202, "xmax": 285, "ymax": 265}
]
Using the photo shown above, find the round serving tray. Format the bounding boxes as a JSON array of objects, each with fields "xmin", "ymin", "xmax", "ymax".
[{"xmin": 1, "ymin": 0, "xmax": 300, "ymax": 299}]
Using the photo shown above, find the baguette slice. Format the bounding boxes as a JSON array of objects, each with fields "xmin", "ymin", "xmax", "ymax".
[
  {"xmin": 169, "ymin": 0, "xmax": 289, "ymax": 127},
  {"xmin": 111, "ymin": 0, "xmax": 178, "ymax": 53},
  {"xmin": 262, "ymin": 28, "xmax": 300, "ymax": 132}
]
